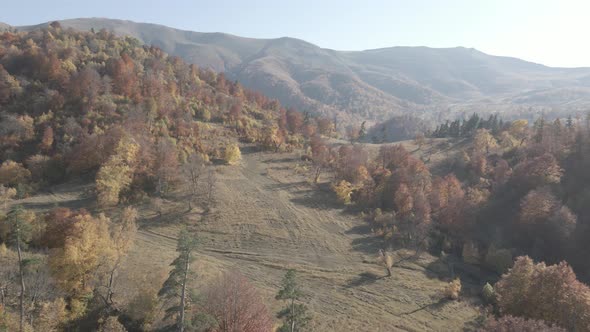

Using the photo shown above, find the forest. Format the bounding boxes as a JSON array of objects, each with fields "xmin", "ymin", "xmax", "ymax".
[{"xmin": 0, "ymin": 22, "xmax": 589, "ymax": 332}]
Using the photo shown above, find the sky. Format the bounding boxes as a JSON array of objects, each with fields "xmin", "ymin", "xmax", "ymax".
[{"xmin": 1, "ymin": 0, "xmax": 589, "ymax": 67}]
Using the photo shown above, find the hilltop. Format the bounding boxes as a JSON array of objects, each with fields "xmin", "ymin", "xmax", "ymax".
[{"xmin": 9, "ymin": 18, "xmax": 590, "ymax": 125}]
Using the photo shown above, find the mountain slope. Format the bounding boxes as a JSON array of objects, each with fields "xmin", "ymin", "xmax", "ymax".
[{"xmin": 15, "ymin": 18, "xmax": 590, "ymax": 123}]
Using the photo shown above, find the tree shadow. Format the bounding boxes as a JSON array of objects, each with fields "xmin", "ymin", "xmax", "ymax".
[
  {"xmin": 262, "ymin": 157, "xmax": 298, "ymax": 164},
  {"xmin": 345, "ymin": 272, "xmax": 385, "ymax": 288},
  {"xmin": 263, "ymin": 181, "xmax": 308, "ymax": 192},
  {"xmin": 350, "ymin": 235, "xmax": 385, "ymax": 254},
  {"xmin": 291, "ymin": 183, "xmax": 343, "ymax": 210},
  {"xmin": 19, "ymin": 197, "xmax": 95, "ymax": 211},
  {"xmin": 239, "ymin": 145, "xmax": 261, "ymax": 155},
  {"xmin": 345, "ymin": 223, "xmax": 372, "ymax": 235},
  {"xmin": 400, "ymin": 297, "xmax": 450, "ymax": 316}
]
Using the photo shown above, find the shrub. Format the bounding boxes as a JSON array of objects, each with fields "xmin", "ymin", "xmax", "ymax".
[
  {"xmin": 444, "ymin": 278, "xmax": 462, "ymax": 300},
  {"xmin": 223, "ymin": 143, "xmax": 241, "ymax": 165}
]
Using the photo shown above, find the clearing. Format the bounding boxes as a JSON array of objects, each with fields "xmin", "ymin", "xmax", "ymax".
[{"xmin": 17, "ymin": 142, "xmax": 481, "ymax": 331}]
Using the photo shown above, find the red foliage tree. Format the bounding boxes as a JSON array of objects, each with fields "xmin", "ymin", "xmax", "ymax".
[
  {"xmin": 495, "ymin": 256, "xmax": 590, "ymax": 331},
  {"xmin": 286, "ymin": 109, "xmax": 304, "ymax": 134},
  {"xmin": 203, "ymin": 271, "xmax": 273, "ymax": 332}
]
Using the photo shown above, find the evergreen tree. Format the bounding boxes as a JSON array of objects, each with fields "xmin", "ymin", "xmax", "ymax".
[
  {"xmin": 566, "ymin": 115, "xmax": 574, "ymax": 129},
  {"xmin": 359, "ymin": 121, "xmax": 367, "ymax": 140},
  {"xmin": 158, "ymin": 229, "xmax": 199, "ymax": 332},
  {"xmin": 534, "ymin": 117, "xmax": 546, "ymax": 143},
  {"xmin": 276, "ymin": 270, "xmax": 311, "ymax": 332}
]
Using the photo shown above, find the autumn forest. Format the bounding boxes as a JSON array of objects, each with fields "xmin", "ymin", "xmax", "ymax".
[{"xmin": 1, "ymin": 21, "xmax": 590, "ymax": 332}]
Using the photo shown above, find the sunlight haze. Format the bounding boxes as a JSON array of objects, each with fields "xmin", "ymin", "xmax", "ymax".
[{"xmin": 1, "ymin": 0, "xmax": 589, "ymax": 67}]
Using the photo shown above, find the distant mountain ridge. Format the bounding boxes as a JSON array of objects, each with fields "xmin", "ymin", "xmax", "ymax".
[{"xmin": 6, "ymin": 18, "xmax": 590, "ymax": 123}]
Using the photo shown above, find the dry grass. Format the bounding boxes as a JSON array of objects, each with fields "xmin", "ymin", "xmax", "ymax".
[{"xmin": 14, "ymin": 144, "xmax": 481, "ymax": 331}]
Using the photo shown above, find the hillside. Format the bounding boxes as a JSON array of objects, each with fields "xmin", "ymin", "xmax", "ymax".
[
  {"xmin": 0, "ymin": 24, "xmax": 485, "ymax": 331},
  {"xmin": 11, "ymin": 18, "xmax": 590, "ymax": 124},
  {"xmin": 2, "ymin": 21, "xmax": 590, "ymax": 332}
]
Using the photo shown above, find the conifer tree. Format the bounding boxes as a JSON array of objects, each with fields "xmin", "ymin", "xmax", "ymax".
[
  {"xmin": 276, "ymin": 269, "xmax": 311, "ymax": 332},
  {"xmin": 158, "ymin": 229, "xmax": 198, "ymax": 332}
]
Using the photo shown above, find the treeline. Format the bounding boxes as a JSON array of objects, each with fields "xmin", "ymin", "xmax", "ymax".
[
  {"xmin": 0, "ymin": 22, "xmax": 336, "ymax": 202},
  {"xmin": 431, "ymin": 113, "xmax": 508, "ymax": 138},
  {"xmin": 309, "ymin": 112, "xmax": 590, "ymax": 330}
]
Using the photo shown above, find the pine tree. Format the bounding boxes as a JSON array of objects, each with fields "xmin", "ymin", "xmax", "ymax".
[
  {"xmin": 359, "ymin": 121, "xmax": 367, "ymax": 140},
  {"xmin": 276, "ymin": 270, "xmax": 311, "ymax": 332},
  {"xmin": 158, "ymin": 229, "xmax": 198, "ymax": 332}
]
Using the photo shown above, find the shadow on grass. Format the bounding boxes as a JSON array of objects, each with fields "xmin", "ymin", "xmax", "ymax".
[
  {"xmin": 263, "ymin": 181, "xmax": 308, "ymax": 192},
  {"xmin": 350, "ymin": 235, "xmax": 385, "ymax": 254},
  {"xmin": 239, "ymin": 145, "xmax": 261, "ymax": 155},
  {"xmin": 20, "ymin": 197, "xmax": 95, "ymax": 211},
  {"xmin": 400, "ymin": 297, "xmax": 450, "ymax": 316},
  {"xmin": 289, "ymin": 185, "xmax": 343, "ymax": 211},
  {"xmin": 345, "ymin": 272, "xmax": 386, "ymax": 288}
]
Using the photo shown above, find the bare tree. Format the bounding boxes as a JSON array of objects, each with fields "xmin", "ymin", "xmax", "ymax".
[
  {"xmin": 205, "ymin": 168, "xmax": 216, "ymax": 210},
  {"xmin": 378, "ymin": 249, "xmax": 393, "ymax": 277},
  {"xmin": 182, "ymin": 153, "xmax": 204, "ymax": 211}
]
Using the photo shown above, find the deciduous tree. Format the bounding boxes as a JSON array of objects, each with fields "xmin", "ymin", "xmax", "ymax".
[{"xmin": 203, "ymin": 271, "xmax": 273, "ymax": 332}]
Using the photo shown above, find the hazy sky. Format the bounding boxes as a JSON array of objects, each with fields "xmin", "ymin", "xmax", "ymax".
[{"xmin": 2, "ymin": 0, "xmax": 589, "ymax": 67}]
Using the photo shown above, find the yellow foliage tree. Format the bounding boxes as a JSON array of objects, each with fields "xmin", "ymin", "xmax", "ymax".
[
  {"xmin": 332, "ymin": 180, "xmax": 353, "ymax": 204},
  {"xmin": 473, "ymin": 129, "xmax": 498, "ymax": 155},
  {"xmin": 35, "ymin": 298, "xmax": 67, "ymax": 332},
  {"xmin": 96, "ymin": 136, "xmax": 139, "ymax": 206},
  {"xmin": 0, "ymin": 161, "xmax": 31, "ymax": 187},
  {"xmin": 49, "ymin": 213, "xmax": 116, "ymax": 304},
  {"xmin": 509, "ymin": 119, "xmax": 529, "ymax": 145},
  {"xmin": 223, "ymin": 143, "xmax": 241, "ymax": 165},
  {"xmin": 102, "ymin": 207, "xmax": 138, "ymax": 305}
]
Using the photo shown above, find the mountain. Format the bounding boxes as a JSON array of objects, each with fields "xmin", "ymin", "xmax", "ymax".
[
  {"xmin": 13, "ymin": 18, "xmax": 590, "ymax": 123},
  {"xmin": 0, "ymin": 22, "xmax": 11, "ymax": 31}
]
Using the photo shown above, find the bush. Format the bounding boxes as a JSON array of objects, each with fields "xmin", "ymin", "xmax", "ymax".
[
  {"xmin": 444, "ymin": 278, "xmax": 462, "ymax": 300},
  {"xmin": 223, "ymin": 143, "xmax": 241, "ymax": 165}
]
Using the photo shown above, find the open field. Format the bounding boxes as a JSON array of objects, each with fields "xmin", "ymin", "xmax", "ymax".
[{"xmin": 14, "ymin": 143, "xmax": 482, "ymax": 331}]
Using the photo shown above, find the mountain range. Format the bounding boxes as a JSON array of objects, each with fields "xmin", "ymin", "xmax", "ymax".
[{"xmin": 5, "ymin": 18, "xmax": 590, "ymax": 124}]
